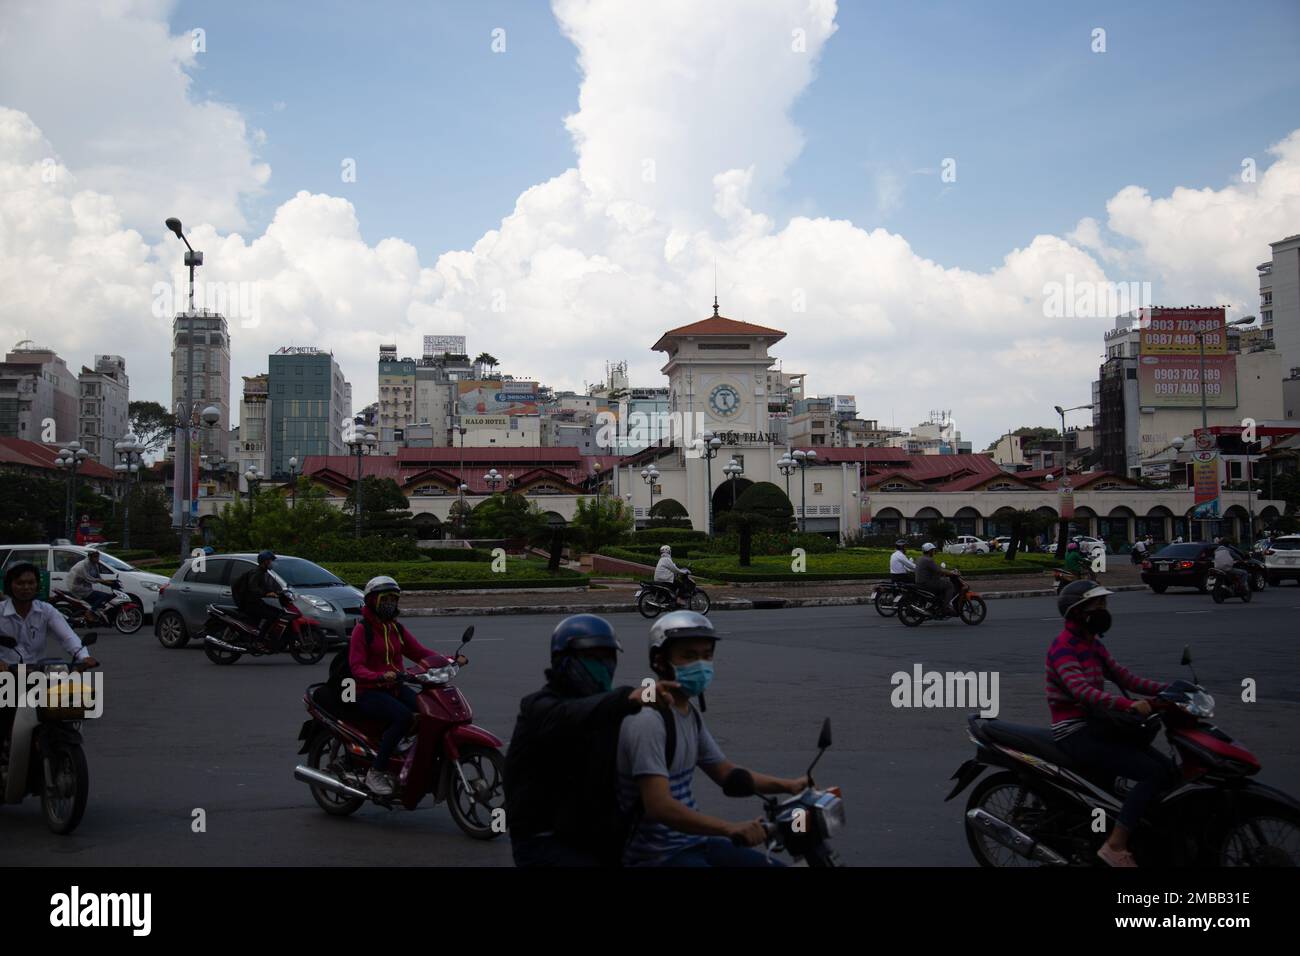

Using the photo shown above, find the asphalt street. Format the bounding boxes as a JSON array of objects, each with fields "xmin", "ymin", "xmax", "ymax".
[{"xmin": 4, "ymin": 587, "xmax": 1299, "ymax": 866}]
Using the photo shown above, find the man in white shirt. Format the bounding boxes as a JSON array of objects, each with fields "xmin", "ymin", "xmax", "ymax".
[
  {"xmin": 1130, "ymin": 537, "xmax": 1148, "ymax": 564},
  {"xmin": 889, "ymin": 540, "xmax": 916, "ymax": 584},
  {"xmin": 654, "ymin": 546, "xmax": 689, "ymax": 606},
  {"xmin": 1213, "ymin": 543, "xmax": 1247, "ymax": 592},
  {"xmin": 66, "ymin": 551, "xmax": 116, "ymax": 616}
]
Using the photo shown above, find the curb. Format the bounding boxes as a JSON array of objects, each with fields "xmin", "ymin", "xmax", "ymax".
[{"xmin": 399, "ymin": 584, "xmax": 1151, "ymax": 616}]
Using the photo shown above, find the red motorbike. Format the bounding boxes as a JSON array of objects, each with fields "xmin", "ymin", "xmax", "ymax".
[
  {"xmin": 293, "ymin": 626, "xmax": 506, "ymax": 839},
  {"xmin": 202, "ymin": 591, "xmax": 326, "ymax": 665}
]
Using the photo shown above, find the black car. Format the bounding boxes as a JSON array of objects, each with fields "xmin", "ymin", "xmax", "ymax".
[{"xmin": 1141, "ymin": 542, "xmax": 1266, "ymax": 594}]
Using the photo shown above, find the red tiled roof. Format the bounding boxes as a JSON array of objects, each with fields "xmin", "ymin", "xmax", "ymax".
[
  {"xmin": 936, "ymin": 472, "xmax": 1037, "ymax": 492},
  {"xmin": 0, "ymin": 438, "xmax": 115, "ymax": 479},
  {"xmin": 803, "ymin": 447, "xmax": 910, "ymax": 464},
  {"xmin": 1040, "ymin": 471, "xmax": 1134, "ymax": 491},
  {"xmin": 653, "ymin": 315, "xmax": 786, "ymax": 351},
  {"xmin": 303, "ymin": 449, "xmax": 628, "ymax": 494}
]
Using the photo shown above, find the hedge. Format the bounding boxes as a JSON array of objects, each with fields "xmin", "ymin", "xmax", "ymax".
[
  {"xmin": 630, "ymin": 528, "xmax": 708, "ymax": 545},
  {"xmin": 417, "ymin": 547, "xmax": 496, "ymax": 562}
]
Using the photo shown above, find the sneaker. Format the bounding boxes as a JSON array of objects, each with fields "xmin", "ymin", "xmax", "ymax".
[
  {"xmin": 396, "ymin": 734, "xmax": 417, "ymax": 753},
  {"xmin": 364, "ymin": 769, "xmax": 395, "ymax": 796},
  {"xmin": 1097, "ymin": 845, "xmax": 1137, "ymax": 867}
]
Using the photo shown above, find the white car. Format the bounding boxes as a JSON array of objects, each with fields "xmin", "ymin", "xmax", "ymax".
[
  {"xmin": 1072, "ymin": 536, "xmax": 1107, "ymax": 555},
  {"xmin": 1263, "ymin": 535, "xmax": 1300, "ymax": 586},
  {"xmin": 0, "ymin": 544, "xmax": 171, "ymax": 616},
  {"xmin": 943, "ymin": 535, "xmax": 991, "ymax": 555}
]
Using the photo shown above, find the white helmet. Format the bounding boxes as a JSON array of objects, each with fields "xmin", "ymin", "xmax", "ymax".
[
  {"xmin": 660, "ymin": 545, "xmax": 672, "ymax": 555},
  {"xmin": 921, "ymin": 542, "xmax": 937, "ymax": 553},
  {"xmin": 363, "ymin": 575, "xmax": 401, "ymax": 598}
]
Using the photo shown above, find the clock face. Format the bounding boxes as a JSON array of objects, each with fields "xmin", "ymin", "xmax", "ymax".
[{"xmin": 709, "ymin": 383, "xmax": 741, "ymax": 418}]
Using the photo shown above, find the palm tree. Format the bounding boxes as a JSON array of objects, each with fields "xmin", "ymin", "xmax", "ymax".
[{"xmin": 474, "ymin": 352, "xmax": 499, "ymax": 374}]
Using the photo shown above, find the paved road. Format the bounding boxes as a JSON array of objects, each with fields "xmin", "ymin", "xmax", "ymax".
[{"xmin": 5, "ymin": 587, "xmax": 1299, "ymax": 865}]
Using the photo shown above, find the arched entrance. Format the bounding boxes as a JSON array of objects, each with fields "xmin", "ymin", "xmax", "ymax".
[
  {"xmin": 874, "ymin": 507, "xmax": 903, "ymax": 535},
  {"xmin": 711, "ymin": 477, "xmax": 754, "ymax": 519},
  {"xmin": 953, "ymin": 506, "xmax": 981, "ymax": 537}
]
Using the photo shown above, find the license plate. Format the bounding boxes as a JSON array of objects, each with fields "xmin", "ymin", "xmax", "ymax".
[{"xmin": 1154, "ymin": 563, "xmax": 1169, "ymax": 571}]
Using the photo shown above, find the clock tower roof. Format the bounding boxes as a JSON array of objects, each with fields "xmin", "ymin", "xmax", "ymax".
[{"xmin": 652, "ymin": 313, "xmax": 786, "ymax": 353}]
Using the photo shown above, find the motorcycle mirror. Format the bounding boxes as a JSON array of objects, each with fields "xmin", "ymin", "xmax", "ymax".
[
  {"xmin": 817, "ymin": 717, "xmax": 832, "ymax": 750},
  {"xmin": 721, "ymin": 768, "xmax": 756, "ymax": 798},
  {"xmin": 461, "ymin": 626, "xmax": 474, "ymax": 643}
]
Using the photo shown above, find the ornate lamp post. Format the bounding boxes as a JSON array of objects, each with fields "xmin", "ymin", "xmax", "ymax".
[
  {"xmin": 792, "ymin": 448, "xmax": 817, "ymax": 532},
  {"xmin": 777, "ymin": 451, "xmax": 796, "ymax": 500},
  {"xmin": 346, "ymin": 431, "xmax": 378, "ymax": 538},
  {"xmin": 288, "ymin": 456, "xmax": 300, "ymax": 509},
  {"xmin": 113, "ymin": 433, "xmax": 143, "ymax": 548},
  {"xmin": 699, "ymin": 432, "xmax": 723, "ymax": 536},
  {"xmin": 641, "ymin": 465, "xmax": 660, "ymax": 524},
  {"xmin": 724, "ymin": 457, "xmax": 744, "ymax": 507},
  {"xmin": 243, "ymin": 465, "xmax": 265, "ymax": 521},
  {"xmin": 54, "ymin": 441, "xmax": 91, "ymax": 539},
  {"xmin": 484, "ymin": 468, "xmax": 502, "ymax": 494}
]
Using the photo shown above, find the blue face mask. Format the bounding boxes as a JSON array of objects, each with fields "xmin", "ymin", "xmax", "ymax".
[
  {"xmin": 673, "ymin": 661, "xmax": 714, "ymax": 697},
  {"xmin": 578, "ymin": 657, "xmax": 614, "ymax": 693}
]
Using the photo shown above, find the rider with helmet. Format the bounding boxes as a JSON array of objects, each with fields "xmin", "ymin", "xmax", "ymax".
[
  {"xmin": 654, "ymin": 545, "xmax": 691, "ymax": 607},
  {"xmin": 348, "ymin": 575, "xmax": 468, "ymax": 796},
  {"xmin": 615, "ymin": 611, "xmax": 808, "ymax": 867},
  {"xmin": 889, "ymin": 540, "xmax": 916, "ymax": 584},
  {"xmin": 1046, "ymin": 580, "xmax": 1173, "ymax": 867},
  {"xmin": 914, "ymin": 543, "xmax": 960, "ymax": 615},
  {"xmin": 1062, "ymin": 541, "xmax": 1088, "ymax": 577},
  {"xmin": 232, "ymin": 550, "xmax": 288, "ymax": 648},
  {"xmin": 505, "ymin": 614, "xmax": 679, "ymax": 866}
]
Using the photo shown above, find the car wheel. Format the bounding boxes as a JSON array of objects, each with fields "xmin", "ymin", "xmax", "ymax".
[
  {"xmin": 1250, "ymin": 571, "xmax": 1266, "ymax": 592},
  {"xmin": 156, "ymin": 611, "xmax": 189, "ymax": 648},
  {"xmin": 1150, "ymin": 583, "xmax": 1167, "ymax": 594}
]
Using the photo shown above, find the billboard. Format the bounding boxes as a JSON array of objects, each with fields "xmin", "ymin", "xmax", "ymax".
[
  {"xmin": 1192, "ymin": 450, "xmax": 1220, "ymax": 518},
  {"xmin": 1139, "ymin": 308, "xmax": 1226, "ymax": 356},
  {"xmin": 1137, "ymin": 354, "xmax": 1237, "ymax": 408},
  {"xmin": 457, "ymin": 380, "xmax": 538, "ymax": 417},
  {"xmin": 424, "ymin": 334, "xmax": 466, "ymax": 356}
]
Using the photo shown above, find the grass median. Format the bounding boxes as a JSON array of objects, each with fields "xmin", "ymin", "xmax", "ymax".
[{"xmin": 147, "ymin": 555, "xmax": 588, "ymax": 590}]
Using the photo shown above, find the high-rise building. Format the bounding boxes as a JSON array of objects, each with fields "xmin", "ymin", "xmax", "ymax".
[
  {"xmin": 377, "ymin": 344, "xmax": 415, "ymax": 453},
  {"xmin": 267, "ymin": 347, "xmax": 347, "ymax": 476},
  {"xmin": 78, "ymin": 355, "xmax": 130, "ymax": 466},
  {"xmin": 0, "ymin": 341, "xmax": 78, "ymax": 444},
  {"xmin": 237, "ymin": 374, "xmax": 269, "ymax": 479},
  {"xmin": 1261, "ymin": 234, "xmax": 1299, "ymax": 382},
  {"xmin": 169, "ymin": 310, "xmax": 231, "ymax": 457}
]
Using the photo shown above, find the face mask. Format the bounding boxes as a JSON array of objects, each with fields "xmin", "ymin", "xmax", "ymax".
[
  {"xmin": 578, "ymin": 657, "xmax": 614, "ymax": 693},
  {"xmin": 1082, "ymin": 609, "xmax": 1112, "ymax": 635},
  {"xmin": 375, "ymin": 598, "xmax": 400, "ymax": 620},
  {"xmin": 673, "ymin": 661, "xmax": 714, "ymax": 697}
]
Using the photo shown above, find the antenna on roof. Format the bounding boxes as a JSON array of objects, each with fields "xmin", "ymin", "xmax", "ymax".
[{"xmin": 713, "ymin": 259, "xmax": 719, "ymax": 317}]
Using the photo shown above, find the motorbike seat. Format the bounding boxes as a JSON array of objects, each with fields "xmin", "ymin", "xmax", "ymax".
[
  {"xmin": 309, "ymin": 684, "xmax": 375, "ymax": 730},
  {"xmin": 975, "ymin": 718, "xmax": 1073, "ymax": 768}
]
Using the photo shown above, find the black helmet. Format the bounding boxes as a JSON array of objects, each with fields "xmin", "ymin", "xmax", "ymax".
[
  {"xmin": 550, "ymin": 614, "xmax": 622, "ymax": 662},
  {"xmin": 1058, "ymin": 580, "xmax": 1113, "ymax": 618}
]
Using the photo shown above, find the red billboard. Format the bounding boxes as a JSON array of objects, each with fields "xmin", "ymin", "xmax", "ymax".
[{"xmin": 1139, "ymin": 307, "xmax": 1226, "ymax": 355}]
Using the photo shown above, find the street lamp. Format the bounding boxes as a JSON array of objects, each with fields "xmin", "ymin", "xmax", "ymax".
[
  {"xmin": 641, "ymin": 465, "xmax": 660, "ymax": 524},
  {"xmin": 163, "ymin": 216, "xmax": 208, "ymax": 560},
  {"xmin": 243, "ymin": 465, "xmax": 264, "ymax": 521},
  {"xmin": 346, "ymin": 431, "xmax": 378, "ymax": 538},
  {"xmin": 113, "ymin": 433, "xmax": 143, "ymax": 548},
  {"xmin": 791, "ymin": 448, "xmax": 817, "ymax": 533},
  {"xmin": 593, "ymin": 461, "xmax": 603, "ymax": 504},
  {"xmin": 506, "ymin": 472, "xmax": 516, "ymax": 493},
  {"xmin": 1052, "ymin": 402, "xmax": 1093, "ymax": 553},
  {"xmin": 55, "ymin": 441, "xmax": 90, "ymax": 539},
  {"xmin": 1193, "ymin": 315, "xmax": 1255, "ymax": 541},
  {"xmin": 457, "ymin": 482, "xmax": 470, "ymax": 539},
  {"xmin": 288, "ymin": 456, "xmax": 299, "ymax": 509},
  {"xmin": 724, "ymin": 457, "xmax": 744, "ymax": 507},
  {"xmin": 484, "ymin": 468, "xmax": 502, "ymax": 494},
  {"xmin": 699, "ymin": 432, "xmax": 723, "ymax": 536},
  {"xmin": 777, "ymin": 451, "xmax": 796, "ymax": 500}
]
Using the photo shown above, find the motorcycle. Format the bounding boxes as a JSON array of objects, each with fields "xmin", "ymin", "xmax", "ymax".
[
  {"xmin": 1208, "ymin": 565, "xmax": 1253, "ymax": 604},
  {"xmin": 201, "ymin": 591, "xmax": 327, "ymax": 665},
  {"xmin": 0, "ymin": 633, "xmax": 99, "ymax": 834},
  {"xmin": 896, "ymin": 571, "xmax": 987, "ymax": 627},
  {"xmin": 870, "ymin": 580, "xmax": 908, "ymax": 617},
  {"xmin": 293, "ymin": 626, "xmax": 506, "ymax": 839},
  {"xmin": 636, "ymin": 570, "xmax": 711, "ymax": 618},
  {"xmin": 945, "ymin": 645, "xmax": 1300, "ymax": 867},
  {"xmin": 720, "ymin": 718, "xmax": 846, "ymax": 867},
  {"xmin": 50, "ymin": 580, "xmax": 143, "ymax": 635},
  {"xmin": 1052, "ymin": 566, "xmax": 1098, "ymax": 594}
]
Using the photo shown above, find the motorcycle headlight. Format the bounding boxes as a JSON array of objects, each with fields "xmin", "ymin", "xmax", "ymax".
[
  {"xmin": 1181, "ymin": 691, "xmax": 1215, "ymax": 718},
  {"xmin": 300, "ymin": 595, "xmax": 335, "ymax": 613},
  {"xmin": 813, "ymin": 792, "xmax": 846, "ymax": 838}
]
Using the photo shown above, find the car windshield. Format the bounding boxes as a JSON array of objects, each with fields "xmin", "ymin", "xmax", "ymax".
[
  {"xmin": 1153, "ymin": 544, "xmax": 1206, "ymax": 558},
  {"xmin": 97, "ymin": 553, "xmax": 135, "ymax": 572},
  {"xmin": 267, "ymin": 557, "xmax": 344, "ymax": 587},
  {"xmin": 1272, "ymin": 539, "xmax": 1300, "ymax": 551}
]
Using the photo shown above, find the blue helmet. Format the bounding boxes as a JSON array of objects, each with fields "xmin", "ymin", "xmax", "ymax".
[
  {"xmin": 550, "ymin": 614, "xmax": 622, "ymax": 661},
  {"xmin": 257, "ymin": 549, "xmax": 276, "ymax": 564}
]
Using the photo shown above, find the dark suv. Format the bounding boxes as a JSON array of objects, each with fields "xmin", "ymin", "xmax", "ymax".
[{"xmin": 1141, "ymin": 542, "xmax": 1266, "ymax": 593}]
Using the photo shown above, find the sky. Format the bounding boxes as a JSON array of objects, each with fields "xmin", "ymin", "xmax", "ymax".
[{"xmin": 1, "ymin": 0, "xmax": 1298, "ymax": 449}]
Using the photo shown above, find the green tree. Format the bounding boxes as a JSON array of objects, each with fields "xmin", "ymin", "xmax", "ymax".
[
  {"xmin": 102, "ymin": 483, "xmax": 178, "ymax": 554},
  {"xmin": 570, "ymin": 496, "xmax": 633, "ymax": 557},
  {"xmin": 212, "ymin": 481, "xmax": 344, "ymax": 554},
  {"xmin": 128, "ymin": 400, "xmax": 175, "ymax": 456},
  {"xmin": 931, "ymin": 520, "xmax": 957, "ymax": 548},
  {"xmin": 343, "ymin": 477, "xmax": 414, "ymax": 537},
  {"xmin": 1004, "ymin": 509, "xmax": 1052, "ymax": 561},
  {"xmin": 648, "ymin": 498, "xmax": 692, "ymax": 529},
  {"xmin": 731, "ymin": 481, "xmax": 794, "ymax": 531},
  {"xmin": 469, "ymin": 492, "xmax": 550, "ymax": 541}
]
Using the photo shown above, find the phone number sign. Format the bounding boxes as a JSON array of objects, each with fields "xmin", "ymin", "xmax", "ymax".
[
  {"xmin": 1139, "ymin": 309, "xmax": 1226, "ymax": 356},
  {"xmin": 1137, "ymin": 355, "xmax": 1237, "ymax": 408}
]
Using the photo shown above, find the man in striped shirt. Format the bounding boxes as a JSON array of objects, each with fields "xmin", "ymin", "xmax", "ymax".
[
  {"xmin": 1046, "ymin": 581, "xmax": 1173, "ymax": 867},
  {"xmin": 616, "ymin": 611, "xmax": 807, "ymax": 866}
]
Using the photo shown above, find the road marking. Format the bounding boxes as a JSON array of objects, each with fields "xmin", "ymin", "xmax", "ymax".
[{"xmin": 1175, "ymin": 610, "xmax": 1210, "ymax": 615}]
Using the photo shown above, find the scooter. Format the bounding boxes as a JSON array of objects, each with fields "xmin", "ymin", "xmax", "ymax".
[
  {"xmin": 293, "ymin": 626, "xmax": 506, "ymax": 839},
  {"xmin": 0, "ymin": 633, "xmax": 99, "ymax": 834},
  {"xmin": 721, "ymin": 718, "xmax": 846, "ymax": 867},
  {"xmin": 1208, "ymin": 566, "xmax": 1252, "ymax": 604},
  {"xmin": 202, "ymin": 592, "xmax": 327, "ymax": 665},
  {"xmin": 636, "ymin": 570, "xmax": 711, "ymax": 617},
  {"xmin": 50, "ymin": 580, "xmax": 143, "ymax": 634},
  {"xmin": 945, "ymin": 645, "xmax": 1300, "ymax": 866},
  {"xmin": 896, "ymin": 570, "xmax": 987, "ymax": 627}
]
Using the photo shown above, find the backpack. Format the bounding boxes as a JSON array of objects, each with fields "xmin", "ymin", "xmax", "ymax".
[
  {"xmin": 324, "ymin": 619, "xmax": 371, "ymax": 703},
  {"xmin": 611, "ymin": 704, "xmax": 702, "ymax": 860}
]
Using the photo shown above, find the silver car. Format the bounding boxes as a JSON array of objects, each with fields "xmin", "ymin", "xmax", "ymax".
[{"xmin": 153, "ymin": 553, "xmax": 363, "ymax": 649}]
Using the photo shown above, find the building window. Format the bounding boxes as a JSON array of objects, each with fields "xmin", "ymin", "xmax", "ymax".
[{"xmin": 812, "ymin": 482, "xmax": 823, "ymax": 494}]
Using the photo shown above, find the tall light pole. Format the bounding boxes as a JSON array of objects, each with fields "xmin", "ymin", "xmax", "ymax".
[
  {"xmin": 777, "ymin": 451, "xmax": 796, "ymax": 500},
  {"xmin": 1171, "ymin": 436, "xmax": 1186, "ymax": 541},
  {"xmin": 243, "ymin": 465, "xmax": 264, "ymax": 523},
  {"xmin": 113, "ymin": 433, "xmax": 143, "ymax": 548},
  {"xmin": 792, "ymin": 448, "xmax": 817, "ymax": 532},
  {"xmin": 1053, "ymin": 402, "xmax": 1093, "ymax": 551},
  {"xmin": 288, "ymin": 456, "xmax": 299, "ymax": 509},
  {"xmin": 55, "ymin": 442, "xmax": 90, "ymax": 539},
  {"xmin": 164, "ymin": 216, "xmax": 207, "ymax": 560},
  {"xmin": 699, "ymin": 432, "xmax": 723, "ymax": 536},
  {"xmin": 347, "ymin": 431, "xmax": 377, "ymax": 538},
  {"xmin": 724, "ymin": 457, "xmax": 744, "ymax": 507},
  {"xmin": 484, "ymin": 468, "xmax": 502, "ymax": 494},
  {"xmin": 593, "ymin": 461, "xmax": 603, "ymax": 505},
  {"xmin": 1193, "ymin": 315, "xmax": 1254, "ymax": 541},
  {"xmin": 641, "ymin": 465, "xmax": 660, "ymax": 525},
  {"xmin": 457, "ymin": 482, "xmax": 469, "ymax": 539}
]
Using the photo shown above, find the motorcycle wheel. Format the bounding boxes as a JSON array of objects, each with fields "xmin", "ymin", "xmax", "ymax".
[
  {"xmin": 1218, "ymin": 811, "xmax": 1300, "ymax": 866},
  {"xmin": 1250, "ymin": 571, "xmax": 1267, "ymax": 592},
  {"xmin": 156, "ymin": 611, "xmax": 189, "ymax": 648},
  {"xmin": 637, "ymin": 589, "xmax": 668, "ymax": 619},
  {"xmin": 204, "ymin": 630, "xmax": 243, "ymax": 665},
  {"xmin": 959, "ymin": 596, "xmax": 987, "ymax": 626},
  {"xmin": 874, "ymin": 590, "xmax": 899, "ymax": 617},
  {"xmin": 41, "ymin": 743, "xmax": 89, "ymax": 835},
  {"xmin": 965, "ymin": 771, "xmax": 1053, "ymax": 868},
  {"xmin": 113, "ymin": 602, "xmax": 144, "ymax": 634},
  {"xmin": 897, "ymin": 601, "xmax": 925, "ymax": 627},
  {"xmin": 291, "ymin": 626, "xmax": 327, "ymax": 665},
  {"xmin": 307, "ymin": 732, "xmax": 366, "ymax": 816},
  {"xmin": 1211, "ymin": 587, "xmax": 1226, "ymax": 604},
  {"xmin": 688, "ymin": 589, "xmax": 711, "ymax": 614},
  {"xmin": 448, "ymin": 746, "xmax": 507, "ymax": 840}
]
